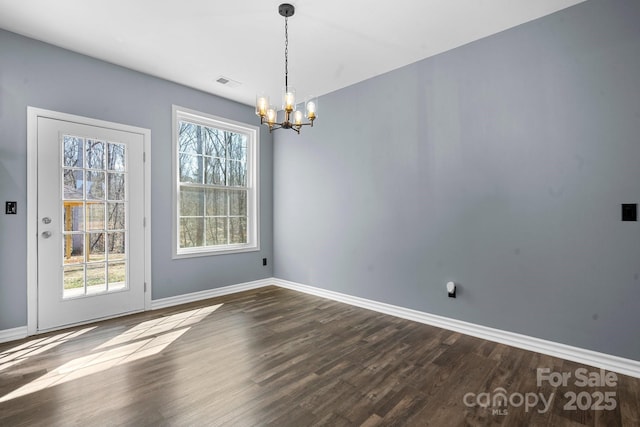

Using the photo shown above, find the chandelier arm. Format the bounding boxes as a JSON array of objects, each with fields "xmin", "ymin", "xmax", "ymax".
[
  {"xmin": 268, "ymin": 124, "xmax": 283, "ymax": 133},
  {"xmin": 260, "ymin": 117, "xmax": 314, "ymax": 130}
]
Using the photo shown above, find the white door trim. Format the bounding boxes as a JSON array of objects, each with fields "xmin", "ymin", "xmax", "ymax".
[{"xmin": 27, "ymin": 107, "xmax": 152, "ymax": 335}]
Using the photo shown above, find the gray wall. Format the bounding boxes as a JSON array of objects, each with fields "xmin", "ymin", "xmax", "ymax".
[
  {"xmin": 273, "ymin": 0, "xmax": 640, "ymax": 360},
  {"xmin": 0, "ymin": 29, "xmax": 273, "ymax": 330}
]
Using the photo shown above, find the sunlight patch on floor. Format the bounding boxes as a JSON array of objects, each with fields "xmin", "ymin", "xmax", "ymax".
[
  {"xmin": 95, "ymin": 304, "xmax": 222, "ymax": 351},
  {"xmin": 0, "ymin": 327, "xmax": 96, "ymax": 373},
  {"xmin": 0, "ymin": 303, "xmax": 223, "ymax": 402}
]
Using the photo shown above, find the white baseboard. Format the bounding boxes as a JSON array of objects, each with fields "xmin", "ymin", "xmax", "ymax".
[
  {"xmin": 6, "ymin": 277, "xmax": 638, "ymax": 379},
  {"xmin": 150, "ymin": 278, "xmax": 273, "ymax": 310},
  {"xmin": 0, "ymin": 279, "xmax": 272, "ymax": 344},
  {"xmin": 272, "ymin": 278, "xmax": 640, "ymax": 379},
  {"xmin": 0, "ymin": 326, "xmax": 28, "ymax": 344}
]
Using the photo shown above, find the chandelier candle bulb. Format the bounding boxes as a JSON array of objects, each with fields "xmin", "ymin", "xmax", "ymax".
[
  {"xmin": 305, "ymin": 98, "xmax": 317, "ymax": 120},
  {"xmin": 283, "ymin": 88, "xmax": 296, "ymax": 112},
  {"xmin": 294, "ymin": 110, "xmax": 303, "ymax": 125},
  {"xmin": 266, "ymin": 108, "xmax": 277, "ymax": 125},
  {"xmin": 256, "ymin": 95, "xmax": 269, "ymax": 117}
]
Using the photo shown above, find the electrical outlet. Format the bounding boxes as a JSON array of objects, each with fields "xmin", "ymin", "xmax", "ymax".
[
  {"xmin": 622, "ymin": 204, "xmax": 637, "ymax": 221},
  {"xmin": 262, "ymin": 258, "xmax": 267, "ymax": 266},
  {"xmin": 5, "ymin": 201, "xmax": 17, "ymax": 215}
]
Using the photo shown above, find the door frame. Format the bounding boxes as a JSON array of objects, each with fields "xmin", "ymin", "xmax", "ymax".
[{"xmin": 27, "ymin": 107, "xmax": 152, "ymax": 335}]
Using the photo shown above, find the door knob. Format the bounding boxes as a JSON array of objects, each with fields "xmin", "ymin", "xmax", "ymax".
[
  {"xmin": 41, "ymin": 231, "xmax": 52, "ymax": 238},
  {"xmin": 42, "ymin": 217, "xmax": 52, "ymax": 224}
]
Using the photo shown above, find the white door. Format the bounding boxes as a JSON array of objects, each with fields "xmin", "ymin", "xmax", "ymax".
[{"xmin": 37, "ymin": 117, "xmax": 145, "ymax": 331}]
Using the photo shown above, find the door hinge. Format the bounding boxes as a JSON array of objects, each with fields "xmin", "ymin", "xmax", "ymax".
[
  {"xmin": 143, "ymin": 217, "xmax": 146, "ymax": 227},
  {"xmin": 144, "ymin": 282, "xmax": 147, "ymax": 292},
  {"xmin": 143, "ymin": 152, "xmax": 146, "ymax": 162}
]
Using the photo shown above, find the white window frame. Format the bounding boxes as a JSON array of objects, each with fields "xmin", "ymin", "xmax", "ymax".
[{"xmin": 172, "ymin": 105, "xmax": 260, "ymax": 258}]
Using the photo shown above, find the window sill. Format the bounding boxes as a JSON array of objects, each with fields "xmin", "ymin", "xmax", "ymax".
[{"xmin": 173, "ymin": 244, "xmax": 260, "ymax": 259}]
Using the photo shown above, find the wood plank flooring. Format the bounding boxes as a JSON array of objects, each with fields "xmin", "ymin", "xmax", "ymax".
[{"xmin": 1, "ymin": 286, "xmax": 638, "ymax": 426}]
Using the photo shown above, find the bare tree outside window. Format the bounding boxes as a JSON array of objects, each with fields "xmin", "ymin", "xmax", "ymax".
[{"xmin": 178, "ymin": 119, "xmax": 249, "ymax": 250}]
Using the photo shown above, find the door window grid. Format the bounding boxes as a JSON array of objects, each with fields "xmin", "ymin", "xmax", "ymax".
[{"xmin": 61, "ymin": 135, "xmax": 128, "ymax": 299}]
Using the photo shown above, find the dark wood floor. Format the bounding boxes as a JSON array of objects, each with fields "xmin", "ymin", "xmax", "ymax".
[{"xmin": 1, "ymin": 286, "xmax": 638, "ymax": 426}]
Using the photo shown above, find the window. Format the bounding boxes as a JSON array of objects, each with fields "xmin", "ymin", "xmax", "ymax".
[{"xmin": 173, "ymin": 106, "xmax": 259, "ymax": 257}]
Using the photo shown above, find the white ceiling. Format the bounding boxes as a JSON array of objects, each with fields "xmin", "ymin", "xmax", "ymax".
[{"xmin": 0, "ymin": 0, "xmax": 586, "ymax": 107}]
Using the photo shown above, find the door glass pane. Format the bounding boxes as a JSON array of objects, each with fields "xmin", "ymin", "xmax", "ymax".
[
  {"xmin": 86, "ymin": 263, "xmax": 106, "ymax": 294},
  {"xmin": 64, "ymin": 203, "xmax": 84, "ymax": 232},
  {"xmin": 63, "ymin": 170, "xmax": 84, "ymax": 199},
  {"xmin": 107, "ymin": 143, "xmax": 126, "ymax": 171},
  {"xmin": 86, "ymin": 140, "xmax": 105, "ymax": 169},
  {"xmin": 107, "ymin": 203, "xmax": 125, "ymax": 230},
  {"xmin": 108, "ymin": 173, "xmax": 125, "ymax": 201},
  {"xmin": 64, "ymin": 234, "xmax": 84, "ymax": 264},
  {"xmin": 63, "ymin": 264, "xmax": 85, "ymax": 299},
  {"xmin": 107, "ymin": 262, "xmax": 126, "ymax": 292},
  {"xmin": 108, "ymin": 232, "xmax": 125, "ymax": 260},
  {"xmin": 63, "ymin": 136, "xmax": 84, "ymax": 167},
  {"xmin": 87, "ymin": 203, "xmax": 105, "ymax": 230},
  {"xmin": 61, "ymin": 133, "xmax": 128, "ymax": 299},
  {"xmin": 86, "ymin": 171, "xmax": 105, "ymax": 200},
  {"xmin": 88, "ymin": 233, "xmax": 106, "ymax": 262}
]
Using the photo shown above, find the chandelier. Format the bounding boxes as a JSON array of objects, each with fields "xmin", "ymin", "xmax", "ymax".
[{"xmin": 255, "ymin": 3, "xmax": 317, "ymax": 134}]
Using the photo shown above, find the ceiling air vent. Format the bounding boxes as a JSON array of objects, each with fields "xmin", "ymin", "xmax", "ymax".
[{"xmin": 215, "ymin": 76, "xmax": 241, "ymax": 88}]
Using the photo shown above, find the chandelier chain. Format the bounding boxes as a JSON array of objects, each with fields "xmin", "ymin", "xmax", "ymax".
[{"xmin": 284, "ymin": 16, "xmax": 289, "ymax": 90}]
